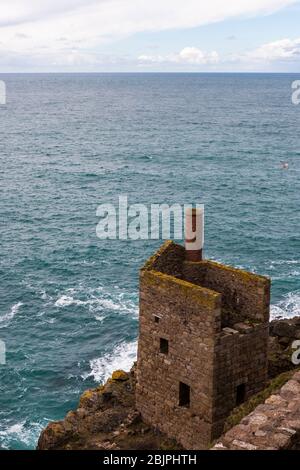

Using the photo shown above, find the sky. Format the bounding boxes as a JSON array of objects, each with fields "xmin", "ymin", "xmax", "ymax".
[{"xmin": 0, "ymin": 0, "xmax": 300, "ymax": 72}]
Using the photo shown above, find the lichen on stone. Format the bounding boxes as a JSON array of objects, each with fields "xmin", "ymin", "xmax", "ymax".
[{"xmin": 112, "ymin": 370, "xmax": 129, "ymax": 381}]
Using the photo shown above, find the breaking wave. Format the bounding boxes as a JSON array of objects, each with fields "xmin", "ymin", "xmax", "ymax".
[
  {"xmin": 271, "ymin": 291, "xmax": 300, "ymax": 320},
  {"xmin": 0, "ymin": 420, "xmax": 46, "ymax": 450},
  {"xmin": 0, "ymin": 302, "xmax": 23, "ymax": 328},
  {"xmin": 86, "ymin": 341, "xmax": 138, "ymax": 383},
  {"xmin": 54, "ymin": 285, "xmax": 138, "ymax": 319}
]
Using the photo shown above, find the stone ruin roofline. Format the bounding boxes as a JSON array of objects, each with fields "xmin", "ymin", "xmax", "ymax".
[{"xmin": 141, "ymin": 239, "xmax": 271, "ymax": 332}]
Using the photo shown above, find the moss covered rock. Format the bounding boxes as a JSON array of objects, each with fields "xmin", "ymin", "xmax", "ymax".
[{"xmin": 112, "ymin": 370, "xmax": 129, "ymax": 382}]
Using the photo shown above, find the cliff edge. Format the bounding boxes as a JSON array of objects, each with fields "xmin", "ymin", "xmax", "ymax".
[
  {"xmin": 37, "ymin": 316, "xmax": 300, "ymax": 451},
  {"xmin": 37, "ymin": 367, "xmax": 180, "ymax": 450}
]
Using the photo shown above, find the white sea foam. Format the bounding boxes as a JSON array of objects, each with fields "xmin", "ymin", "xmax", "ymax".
[
  {"xmin": 95, "ymin": 315, "xmax": 105, "ymax": 323},
  {"xmin": 0, "ymin": 302, "xmax": 23, "ymax": 328},
  {"xmin": 0, "ymin": 419, "xmax": 45, "ymax": 449},
  {"xmin": 86, "ymin": 340, "xmax": 137, "ymax": 383},
  {"xmin": 44, "ymin": 318, "xmax": 56, "ymax": 324},
  {"xmin": 55, "ymin": 295, "xmax": 84, "ymax": 307},
  {"xmin": 55, "ymin": 294, "xmax": 137, "ymax": 314},
  {"xmin": 271, "ymin": 291, "xmax": 300, "ymax": 320},
  {"xmin": 85, "ymin": 294, "xmax": 300, "ymax": 385},
  {"xmin": 270, "ymin": 260, "xmax": 299, "ymax": 267},
  {"xmin": 54, "ymin": 285, "xmax": 138, "ymax": 319},
  {"xmin": 271, "ymin": 270, "xmax": 300, "ymax": 281}
]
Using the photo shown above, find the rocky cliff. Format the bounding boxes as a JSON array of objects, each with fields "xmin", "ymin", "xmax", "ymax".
[
  {"xmin": 37, "ymin": 368, "xmax": 180, "ymax": 450},
  {"xmin": 37, "ymin": 317, "xmax": 300, "ymax": 451}
]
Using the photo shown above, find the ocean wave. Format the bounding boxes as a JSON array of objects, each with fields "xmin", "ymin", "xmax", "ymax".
[
  {"xmin": 85, "ymin": 294, "xmax": 300, "ymax": 385},
  {"xmin": 0, "ymin": 302, "xmax": 23, "ymax": 328},
  {"xmin": 55, "ymin": 295, "xmax": 86, "ymax": 307},
  {"xmin": 54, "ymin": 285, "xmax": 138, "ymax": 319},
  {"xmin": 94, "ymin": 315, "xmax": 105, "ymax": 323},
  {"xmin": 269, "ymin": 260, "xmax": 299, "ymax": 267},
  {"xmin": 85, "ymin": 340, "xmax": 137, "ymax": 383},
  {"xmin": 271, "ymin": 270, "xmax": 300, "ymax": 281},
  {"xmin": 271, "ymin": 291, "xmax": 300, "ymax": 320},
  {"xmin": 0, "ymin": 419, "xmax": 45, "ymax": 450}
]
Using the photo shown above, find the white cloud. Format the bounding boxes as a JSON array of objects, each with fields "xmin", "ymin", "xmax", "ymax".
[
  {"xmin": 0, "ymin": 0, "xmax": 94, "ymax": 26},
  {"xmin": 0, "ymin": 0, "xmax": 297, "ymax": 30},
  {"xmin": 139, "ymin": 47, "xmax": 220, "ymax": 66},
  {"xmin": 247, "ymin": 37, "xmax": 300, "ymax": 61},
  {"xmin": 178, "ymin": 47, "xmax": 219, "ymax": 64},
  {"xmin": 0, "ymin": 0, "xmax": 298, "ymax": 70},
  {"xmin": 137, "ymin": 37, "xmax": 300, "ymax": 71}
]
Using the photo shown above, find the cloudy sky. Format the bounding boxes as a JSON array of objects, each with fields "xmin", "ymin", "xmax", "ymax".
[{"xmin": 0, "ymin": 0, "xmax": 300, "ymax": 72}]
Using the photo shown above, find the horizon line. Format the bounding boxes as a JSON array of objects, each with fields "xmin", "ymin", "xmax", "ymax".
[{"xmin": 0, "ymin": 71, "xmax": 299, "ymax": 75}]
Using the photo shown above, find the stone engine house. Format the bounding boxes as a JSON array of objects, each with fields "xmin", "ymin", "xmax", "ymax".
[{"xmin": 136, "ymin": 238, "xmax": 271, "ymax": 449}]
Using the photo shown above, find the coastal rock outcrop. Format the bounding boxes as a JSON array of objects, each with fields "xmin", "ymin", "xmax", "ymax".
[
  {"xmin": 37, "ymin": 367, "xmax": 179, "ymax": 450},
  {"xmin": 268, "ymin": 316, "xmax": 300, "ymax": 378},
  {"xmin": 38, "ymin": 316, "xmax": 300, "ymax": 451}
]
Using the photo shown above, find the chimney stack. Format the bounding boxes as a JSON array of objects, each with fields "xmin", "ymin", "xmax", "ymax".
[{"xmin": 185, "ymin": 207, "xmax": 204, "ymax": 262}]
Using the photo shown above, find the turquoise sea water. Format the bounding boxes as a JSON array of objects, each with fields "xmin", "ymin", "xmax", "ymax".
[{"xmin": 0, "ymin": 73, "xmax": 300, "ymax": 449}]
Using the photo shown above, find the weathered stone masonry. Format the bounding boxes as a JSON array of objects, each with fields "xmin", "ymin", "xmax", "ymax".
[
  {"xmin": 136, "ymin": 241, "xmax": 271, "ymax": 449},
  {"xmin": 212, "ymin": 371, "xmax": 300, "ymax": 450}
]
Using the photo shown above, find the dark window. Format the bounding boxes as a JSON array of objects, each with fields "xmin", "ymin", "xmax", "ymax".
[
  {"xmin": 236, "ymin": 383, "xmax": 246, "ymax": 406},
  {"xmin": 179, "ymin": 382, "xmax": 190, "ymax": 407},
  {"xmin": 159, "ymin": 338, "xmax": 168, "ymax": 354},
  {"xmin": 154, "ymin": 316, "xmax": 160, "ymax": 324}
]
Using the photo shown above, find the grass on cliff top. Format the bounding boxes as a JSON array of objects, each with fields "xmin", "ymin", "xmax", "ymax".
[{"xmin": 223, "ymin": 367, "xmax": 300, "ymax": 434}]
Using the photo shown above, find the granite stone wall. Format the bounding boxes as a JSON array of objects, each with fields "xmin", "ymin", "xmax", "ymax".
[
  {"xmin": 212, "ymin": 323, "xmax": 269, "ymax": 436},
  {"xmin": 136, "ymin": 241, "xmax": 271, "ymax": 449},
  {"xmin": 136, "ymin": 268, "xmax": 221, "ymax": 449},
  {"xmin": 212, "ymin": 371, "xmax": 300, "ymax": 450}
]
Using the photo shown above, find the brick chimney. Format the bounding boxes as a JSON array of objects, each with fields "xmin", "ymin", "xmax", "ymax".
[{"xmin": 185, "ymin": 207, "xmax": 204, "ymax": 262}]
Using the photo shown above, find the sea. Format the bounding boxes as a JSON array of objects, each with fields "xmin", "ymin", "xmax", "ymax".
[{"xmin": 0, "ymin": 73, "xmax": 299, "ymax": 449}]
